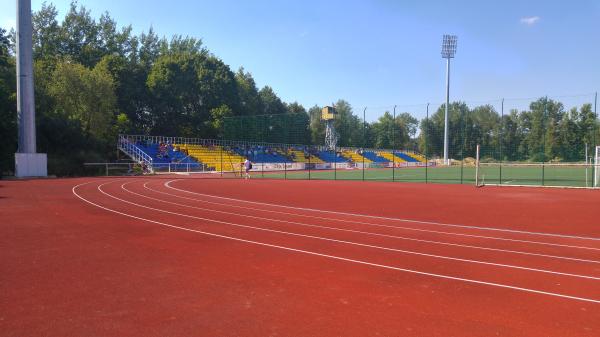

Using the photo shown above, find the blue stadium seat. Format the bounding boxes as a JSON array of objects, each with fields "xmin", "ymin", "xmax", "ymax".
[
  {"xmin": 317, "ymin": 151, "xmax": 348, "ymax": 163},
  {"xmin": 361, "ymin": 151, "xmax": 389, "ymax": 163},
  {"xmin": 136, "ymin": 143, "xmax": 201, "ymax": 167},
  {"xmin": 395, "ymin": 152, "xmax": 419, "ymax": 162}
]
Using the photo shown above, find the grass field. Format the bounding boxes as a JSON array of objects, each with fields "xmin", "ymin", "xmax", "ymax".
[{"xmin": 246, "ymin": 164, "xmax": 597, "ymax": 187}]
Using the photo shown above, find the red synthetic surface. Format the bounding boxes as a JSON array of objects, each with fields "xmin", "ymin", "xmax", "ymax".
[{"xmin": 1, "ymin": 176, "xmax": 599, "ymax": 336}]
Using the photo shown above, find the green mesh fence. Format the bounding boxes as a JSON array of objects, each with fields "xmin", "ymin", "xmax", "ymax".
[
  {"xmin": 223, "ymin": 113, "xmax": 310, "ymax": 144},
  {"xmin": 122, "ymin": 94, "xmax": 599, "ymax": 187}
]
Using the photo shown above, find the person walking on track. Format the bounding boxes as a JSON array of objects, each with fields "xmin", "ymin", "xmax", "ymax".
[{"xmin": 243, "ymin": 158, "xmax": 252, "ymax": 179}]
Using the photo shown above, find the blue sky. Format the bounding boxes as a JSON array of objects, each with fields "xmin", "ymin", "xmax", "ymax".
[{"xmin": 2, "ymin": 0, "xmax": 599, "ymax": 120}]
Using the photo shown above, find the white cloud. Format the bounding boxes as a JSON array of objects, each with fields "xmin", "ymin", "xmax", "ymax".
[{"xmin": 520, "ymin": 16, "xmax": 540, "ymax": 26}]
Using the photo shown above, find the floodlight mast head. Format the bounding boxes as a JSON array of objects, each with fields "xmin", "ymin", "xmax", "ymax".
[{"xmin": 441, "ymin": 34, "xmax": 458, "ymax": 59}]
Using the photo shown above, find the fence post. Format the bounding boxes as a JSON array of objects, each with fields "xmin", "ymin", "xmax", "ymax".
[
  {"xmin": 334, "ymin": 106, "xmax": 337, "ymax": 181},
  {"xmin": 363, "ymin": 107, "xmax": 366, "ymax": 181},
  {"xmin": 284, "ymin": 145, "xmax": 287, "ymax": 180},
  {"xmin": 392, "ymin": 105, "xmax": 396, "ymax": 181},
  {"xmin": 105, "ymin": 163, "xmax": 109, "ymax": 176},
  {"xmin": 542, "ymin": 96, "xmax": 547, "ymax": 185},
  {"xmin": 542, "ymin": 162, "xmax": 545, "ymax": 186},
  {"xmin": 460, "ymin": 108, "xmax": 467, "ymax": 184},
  {"xmin": 309, "ymin": 146, "xmax": 312, "ymax": 180},
  {"xmin": 425, "ymin": 103, "xmax": 429, "ymax": 184},
  {"xmin": 220, "ymin": 145, "xmax": 223, "ymax": 177},
  {"xmin": 594, "ymin": 93, "xmax": 598, "ymax": 186},
  {"xmin": 500, "ymin": 98, "xmax": 504, "ymax": 184}
]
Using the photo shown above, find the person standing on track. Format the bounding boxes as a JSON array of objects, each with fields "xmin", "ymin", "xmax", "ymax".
[{"xmin": 243, "ymin": 158, "xmax": 252, "ymax": 179}]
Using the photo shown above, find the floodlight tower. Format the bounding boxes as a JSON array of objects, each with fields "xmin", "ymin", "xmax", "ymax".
[
  {"xmin": 322, "ymin": 106, "xmax": 338, "ymax": 150},
  {"xmin": 15, "ymin": 0, "xmax": 47, "ymax": 177},
  {"xmin": 441, "ymin": 34, "xmax": 457, "ymax": 166}
]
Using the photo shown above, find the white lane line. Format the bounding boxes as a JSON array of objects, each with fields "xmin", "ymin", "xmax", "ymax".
[
  {"xmin": 164, "ymin": 180, "xmax": 600, "ymax": 242},
  {"xmin": 121, "ymin": 181, "xmax": 600, "ymax": 265},
  {"xmin": 100, "ymin": 180, "xmax": 600, "ymax": 281},
  {"xmin": 72, "ymin": 181, "xmax": 600, "ymax": 304},
  {"xmin": 148, "ymin": 181, "xmax": 600, "ymax": 252}
]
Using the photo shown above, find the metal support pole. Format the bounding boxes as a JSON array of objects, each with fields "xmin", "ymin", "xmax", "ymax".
[
  {"xmin": 444, "ymin": 58, "xmax": 450, "ymax": 166},
  {"xmin": 15, "ymin": 0, "xmax": 47, "ymax": 177},
  {"xmin": 363, "ymin": 107, "xmax": 366, "ymax": 181},
  {"xmin": 16, "ymin": 0, "xmax": 36, "ymax": 154},
  {"xmin": 500, "ymin": 98, "xmax": 504, "ymax": 184},
  {"xmin": 220, "ymin": 145, "xmax": 223, "ymax": 177},
  {"xmin": 392, "ymin": 105, "xmax": 396, "ymax": 181},
  {"xmin": 284, "ymin": 145, "xmax": 287, "ymax": 180},
  {"xmin": 594, "ymin": 93, "xmax": 598, "ymax": 186},
  {"xmin": 308, "ymin": 146, "xmax": 311, "ymax": 180},
  {"xmin": 542, "ymin": 163, "xmax": 545, "ymax": 186},
  {"xmin": 542, "ymin": 96, "xmax": 547, "ymax": 185},
  {"xmin": 460, "ymin": 108, "xmax": 466, "ymax": 184},
  {"xmin": 334, "ymin": 106, "xmax": 337, "ymax": 180},
  {"xmin": 425, "ymin": 103, "xmax": 429, "ymax": 183}
]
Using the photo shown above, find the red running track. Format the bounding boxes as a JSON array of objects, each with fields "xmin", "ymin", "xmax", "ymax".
[{"xmin": 1, "ymin": 176, "xmax": 600, "ymax": 336}]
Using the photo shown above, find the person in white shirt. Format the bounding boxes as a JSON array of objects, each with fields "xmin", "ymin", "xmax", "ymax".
[{"xmin": 243, "ymin": 159, "xmax": 252, "ymax": 179}]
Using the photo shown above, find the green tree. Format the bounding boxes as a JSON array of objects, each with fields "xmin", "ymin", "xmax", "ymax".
[
  {"xmin": 286, "ymin": 101, "xmax": 306, "ymax": 114},
  {"xmin": 258, "ymin": 86, "xmax": 286, "ymax": 115},
  {"xmin": 60, "ymin": 2, "xmax": 102, "ymax": 67},
  {"xmin": 147, "ymin": 51, "xmax": 238, "ymax": 137},
  {"xmin": 235, "ymin": 67, "xmax": 262, "ymax": 115},
  {"xmin": 0, "ymin": 28, "xmax": 17, "ymax": 174},
  {"xmin": 371, "ymin": 111, "xmax": 395, "ymax": 149},
  {"xmin": 32, "ymin": 2, "xmax": 62, "ymax": 61},
  {"xmin": 308, "ymin": 105, "xmax": 325, "ymax": 145},
  {"xmin": 330, "ymin": 100, "xmax": 363, "ymax": 147},
  {"xmin": 396, "ymin": 112, "xmax": 418, "ymax": 150},
  {"xmin": 48, "ymin": 60, "xmax": 116, "ymax": 138},
  {"xmin": 420, "ymin": 102, "xmax": 470, "ymax": 159},
  {"xmin": 499, "ymin": 110, "xmax": 523, "ymax": 161}
]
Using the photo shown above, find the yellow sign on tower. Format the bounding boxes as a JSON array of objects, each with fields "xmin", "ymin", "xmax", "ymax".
[{"xmin": 321, "ymin": 106, "xmax": 337, "ymax": 120}]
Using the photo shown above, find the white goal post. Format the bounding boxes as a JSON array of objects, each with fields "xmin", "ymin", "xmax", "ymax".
[{"xmin": 595, "ymin": 145, "xmax": 600, "ymax": 188}]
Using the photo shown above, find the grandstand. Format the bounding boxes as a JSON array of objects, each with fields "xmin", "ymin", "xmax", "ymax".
[
  {"xmin": 394, "ymin": 152, "xmax": 420, "ymax": 162},
  {"xmin": 117, "ymin": 134, "xmax": 427, "ymax": 174},
  {"xmin": 377, "ymin": 151, "xmax": 406, "ymax": 163},
  {"xmin": 360, "ymin": 151, "xmax": 389, "ymax": 163},
  {"xmin": 177, "ymin": 144, "xmax": 246, "ymax": 172},
  {"xmin": 317, "ymin": 150, "xmax": 349, "ymax": 163},
  {"xmin": 284, "ymin": 148, "xmax": 324, "ymax": 163},
  {"xmin": 234, "ymin": 147, "xmax": 288, "ymax": 163},
  {"xmin": 340, "ymin": 149, "xmax": 372, "ymax": 163}
]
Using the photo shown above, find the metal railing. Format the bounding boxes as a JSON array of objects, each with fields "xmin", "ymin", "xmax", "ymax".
[{"xmin": 117, "ymin": 136, "xmax": 154, "ymax": 172}]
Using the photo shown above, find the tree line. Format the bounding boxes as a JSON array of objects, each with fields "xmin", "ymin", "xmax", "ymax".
[{"xmin": 0, "ymin": 2, "xmax": 598, "ymax": 176}]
